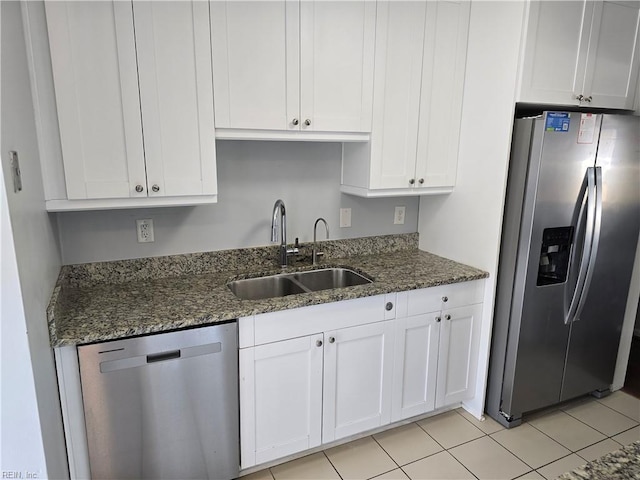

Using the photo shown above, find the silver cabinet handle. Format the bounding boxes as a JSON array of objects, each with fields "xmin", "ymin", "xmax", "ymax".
[
  {"xmin": 292, "ymin": 118, "xmax": 299, "ymax": 126},
  {"xmin": 409, "ymin": 178, "xmax": 415, "ymax": 185},
  {"xmin": 418, "ymin": 178, "xmax": 424, "ymax": 184},
  {"xmin": 329, "ymin": 337, "xmax": 335, "ymax": 344},
  {"xmin": 576, "ymin": 94, "xmax": 584, "ymax": 101},
  {"xmin": 445, "ymin": 314, "xmax": 451, "ymax": 321},
  {"xmin": 584, "ymin": 96, "xmax": 592, "ymax": 103},
  {"xmin": 385, "ymin": 302, "xmax": 393, "ymax": 311},
  {"xmin": 304, "ymin": 119, "xmax": 311, "ymax": 126},
  {"xmin": 435, "ymin": 316, "xmax": 441, "ymax": 323},
  {"xmin": 442, "ymin": 296, "xmax": 448, "ymax": 302},
  {"xmin": 152, "ymin": 185, "xmax": 160, "ymax": 193},
  {"xmin": 316, "ymin": 339, "xmax": 323, "ymax": 347},
  {"xmin": 135, "ymin": 184, "xmax": 144, "ymax": 193}
]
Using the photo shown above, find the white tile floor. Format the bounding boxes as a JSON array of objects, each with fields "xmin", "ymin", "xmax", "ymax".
[{"xmin": 241, "ymin": 391, "xmax": 640, "ymax": 480}]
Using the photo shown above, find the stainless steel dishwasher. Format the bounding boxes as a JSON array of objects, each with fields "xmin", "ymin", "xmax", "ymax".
[{"xmin": 78, "ymin": 322, "xmax": 239, "ymax": 480}]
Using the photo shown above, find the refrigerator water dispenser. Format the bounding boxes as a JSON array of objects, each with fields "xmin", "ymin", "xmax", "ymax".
[{"xmin": 537, "ymin": 227, "xmax": 573, "ymax": 286}]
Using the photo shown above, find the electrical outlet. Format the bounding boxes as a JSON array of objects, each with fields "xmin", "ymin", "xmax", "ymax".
[
  {"xmin": 136, "ymin": 219, "xmax": 154, "ymax": 243},
  {"xmin": 394, "ymin": 206, "xmax": 406, "ymax": 225},
  {"xmin": 340, "ymin": 208, "xmax": 352, "ymax": 228}
]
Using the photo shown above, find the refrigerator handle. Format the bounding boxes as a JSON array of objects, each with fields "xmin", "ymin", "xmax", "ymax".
[
  {"xmin": 565, "ymin": 167, "xmax": 596, "ymax": 324},
  {"xmin": 573, "ymin": 167, "xmax": 603, "ymax": 322}
]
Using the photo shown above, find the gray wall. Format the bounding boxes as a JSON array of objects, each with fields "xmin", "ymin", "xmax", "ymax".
[
  {"xmin": 57, "ymin": 140, "xmax": 419, "ymax": 264},
  {"xmin": 1, "ymin": 2, "xmax": 67, "ymax": 477}
]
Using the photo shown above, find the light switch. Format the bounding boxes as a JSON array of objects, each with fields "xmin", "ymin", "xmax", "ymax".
[{"xmin": 340, "ymin": 208, "xmax": 352, "ymax": 228}]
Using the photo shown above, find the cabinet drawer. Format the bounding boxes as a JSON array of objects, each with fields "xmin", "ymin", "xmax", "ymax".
[
  {"xmin": 406, "ymin": 280, "xmax": 484, "ymax": 316},
  {"xmin": 242, "ymin": 294, "xmax": 389, "ymax": 347}
]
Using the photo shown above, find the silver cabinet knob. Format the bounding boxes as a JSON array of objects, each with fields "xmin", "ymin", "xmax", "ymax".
[
  {"xmin": 135, "ymin": 184, "xmax": 144, "ymax": 193},
  {"xmin": 292, "ymin": 118, "xmax": 299, "ymax": 125},
  {"xmin": 418, "ymin": 178, "xmax": 424, "ymax": 184},
  {"xmin": 584, "ymin": 96, "xmax": 592, "ymax": 103},
  {"xmin": 316, "ymin": 339, "xmax": 323, "ymax": 347},
  {"xmin": 329, "ymin": 337, "xmax": 335, "ymax": 344},
  {"xmin": 385, "ymin": 302, "xmax": 393, "ymax": 311},
  {"xmin": 151, "ymin": 185, "xmax": 160, "ymax": 193},
  {"xmin": 445, "ymin": 314, "xmax": 451, "ymax": 321},
  {"xmin": 409, "ymin": 178, "xmax": 415, "ymax": 185},
  {"xmin": 576, "ymin": 94, "xmax": 584, "ymax": 101},
  {"xmin": 435, "ymin": 316, "xmax": 441, "ymax": 323},
  {"xmin": 442, "ymin": 296, "xmax": 448, "ymax": 302},
  {"xmin": 304, "ymin": 119, "xmax": 311, "ymax": 126}
]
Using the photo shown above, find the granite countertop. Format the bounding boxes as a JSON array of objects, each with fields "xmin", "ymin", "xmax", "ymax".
[
  {"xmin": 48, "ymin": 233, "xmax": 488, "ymax": 347},
  {"xmin": 558, "ymin": 441, "xmax": 640, "ymax": 480}
]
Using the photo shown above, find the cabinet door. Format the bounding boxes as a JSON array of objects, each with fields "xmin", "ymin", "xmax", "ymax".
[
  {"xmin": 415, "ymin": 0, "xmax": 470, "ymax": 188},
  {"xmin": 134, "ymin": 1, "xmax": 217, "ymax": 197},
  {"xmin": 583, "ymin": 1, "xmax": 640, "ymax": 109},
  {"xmin": 391, "ymin": 313, "xmax": 440, "ymax": 422},
  {"xmin": 239, "ymin": 335, "xmax": 323, "ymax": 468},
  {"xmin": 300, "ymin": 1, "xmax": 376, "ymax": 132},
  {"xmin": 322, "ymin": 321, "xmax": 394, "ymax": 442},
  {"xmin": 211, "ymin": 1, "xmax": 299, "ymax": 130},
  {"xmin": 369, "ymin": 1, "xmax": 427, "ymax": 189},
  {"xmin": 45, "ymin": 1, "xmax": 146, "ymax": 200},
  {"xmin": 519, "ymin": 1, "xmax": 595, "ymax": 105},
  {"xmin": 436, "ymin": 304, "xmax": 482, "ymax": 408}
]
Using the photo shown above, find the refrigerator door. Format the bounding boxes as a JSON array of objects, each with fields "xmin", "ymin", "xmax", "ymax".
[
  {"xmin": 561, "ymin": 115, "xmax": 640, "ymax": 401},
  {"xmin": 501, "ymin": 112, "xmax": 602, "ymax": 418}
]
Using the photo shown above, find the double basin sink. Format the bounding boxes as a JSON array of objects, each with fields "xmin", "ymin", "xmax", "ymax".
[{"xmin": 228, "ymin": 267, "xmax": 373, "ymax": 301}]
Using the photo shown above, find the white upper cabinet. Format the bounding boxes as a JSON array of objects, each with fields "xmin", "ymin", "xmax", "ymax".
[
  {"xmin": 519, "ymin": 0, "xmax": 640, "ymax": 109},
  {"xmin": 44, "ymin": 1, "xmax": 217, "ymax": 210},
  {"xmin": 45, "ymin": 1, "xmax": 145, "ymax": 201},
  {"xmin": 133, "ymin": 2, "xmax": 217, "ymax": 198},
  {"xmin": 341, "ymin": 0, "xmax": 470, "ymax": 197},
  {"xmin": 211, "ymin": 0, "xmax": 375, "ymax": 139},
  {"xmin": 299, "ymin": 1, "xmax": 376, "ymax": 133},
  {"xmin": 210, "ymin": 1, "xmax": 296, "ymax": 131}
]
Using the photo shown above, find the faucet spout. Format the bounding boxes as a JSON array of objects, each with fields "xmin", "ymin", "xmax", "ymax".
[
  {"xmin": 271, "ymin": 199, "xmax": 288, "ymax": 267},
  {"xmin": 312, "ymin": 218, "xmax": 330, "ymax": 265}
]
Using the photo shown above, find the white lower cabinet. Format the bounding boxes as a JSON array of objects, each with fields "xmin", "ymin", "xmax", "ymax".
[
  {"xmin": 391, "ymin": 312, "xmax": 440, "ymax": 421},
  {"xmin": 239, "ymin": 335, "xmax": 323, "ymax": 468},
  {"xmin": 322, "ymin": 321, "xmax": 395, "ymax": 443},
  {"xmin": 392, "ymin": 281, "xmax": 484, "ymax": 422},
  {"xmin": 240, "ymin": 311, "xmax": 395, "ymax": 468},
  {"xmin": 239, "ymin": 281, "xmax": 484, "ymax": 469},
  {"xmin": 435, "ymin": 304, "xmax": 483, "ymax": 408}
]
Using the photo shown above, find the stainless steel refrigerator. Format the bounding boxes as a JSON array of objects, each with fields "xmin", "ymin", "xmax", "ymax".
[{"xmin": 487, "ymin": 111, "xmax": 640, "ymax": 428}]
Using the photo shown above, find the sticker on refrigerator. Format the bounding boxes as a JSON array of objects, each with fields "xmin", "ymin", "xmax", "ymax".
[
  {"xmin": 545, "ymin": 112, "xmax": 570, "ymax": 132},
  {"xmin": 577, "ymin": 113, "xmax": 597, "ymax": 144}
]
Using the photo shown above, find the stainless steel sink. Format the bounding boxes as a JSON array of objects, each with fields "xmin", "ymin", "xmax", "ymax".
[
  {"xmin": 228, "ymin": 268, "xmax": 373, "ymax": 300},
  {"xmin": 227, "ymin": 274, "xmax": 308, "ymax": 301},
  {"xmin": 292, "ymin": 268, "xmax": 372, "ymax": 292}
]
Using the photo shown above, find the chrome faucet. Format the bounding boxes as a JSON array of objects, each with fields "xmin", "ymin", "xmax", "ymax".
[
  {"xmin": 312, "ymin": 218, "xmax": 329, "ymax": 265},
  {"xmin": 271, "ymin": 199, "xmax": 297, "ymax": 267}
]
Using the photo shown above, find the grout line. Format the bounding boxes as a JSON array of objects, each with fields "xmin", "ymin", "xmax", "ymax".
[
  {"xmin": 591, "ymin": 394, "xmax": 640, "ymax": 423},
  {"xmin": 321, "ymin": 450, "xmax": 344, "ymax": 480},
  {"xmin": 524, "ymin": 416, "xmax": 604, "ymax": 454},
  {"xmin": 266, "ymin": 466, "xmax": 276, "ymax": 480},
  {"xmin": 561, "ymin": 406, "xmax": 637, "ymax": 438},
  {"xmin": 415, "ymin": 417, "xmax": 487, "ymax": 452},
  {"xmin": 370, "ymin": 435, "xmax": 401, "ymax": 469},
  {"xmin": 476, "ymin": 434, "xmax": 541, "ymax": 472}
]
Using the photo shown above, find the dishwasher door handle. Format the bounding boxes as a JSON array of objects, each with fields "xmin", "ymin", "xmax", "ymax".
[
  {"xmin": 100, "ymin": 342, "xmax": 222, "ymax": 373},
  {"xmin": 147, "ymin": 349, "xmax": 181, "ymax": 363}
]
